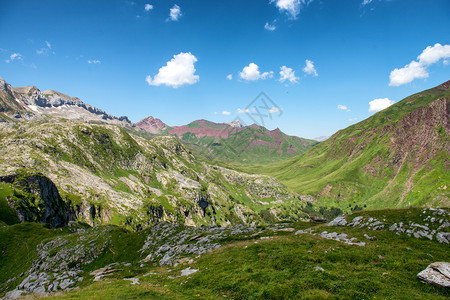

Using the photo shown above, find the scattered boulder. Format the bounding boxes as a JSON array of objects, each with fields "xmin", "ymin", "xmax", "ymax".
[
  {"xmin": 123, "ymin": 278, "xmax": 140, "ymax": 285},
  {"xmin": 417, "ymin": 262, "xmax": 450, "ymax": 288},
  {"xmin": 436, "ymin": 232, "xmax": 450, "ymax": 244},
  {"xmin": 327, "ymin": 216, "xmax": 347, "ymax": 226},
  {"xmin": 180, "ymin": 267, "xmax": 199, "ymax": 277}
]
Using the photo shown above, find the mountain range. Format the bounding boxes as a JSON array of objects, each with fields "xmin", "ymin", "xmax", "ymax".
[
  {"xmin": 136, "ymin": 117, "xmax": 318, "ymax": 164},
  {"xmin": 0, "ymin": 76, "xmax": 449, "ymax": 230},
  {"xmin": 0, "ymin": 76, "xmax": 318, "ymax": 229}
]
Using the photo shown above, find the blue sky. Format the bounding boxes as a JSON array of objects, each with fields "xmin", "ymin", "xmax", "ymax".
[{"xmin": 1, "ymin": 0, "xmax": 449, "ymax": 138}]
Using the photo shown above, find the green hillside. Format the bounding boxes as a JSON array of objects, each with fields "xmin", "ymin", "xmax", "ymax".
[
  {"xmin": 171, "ymin": 121, "xmax": 318, "ymax": 164},
  {"xmin": 241, "ymin": 81, "xmax": 450, "ymax": 210},
  {"xmin": 1, "ymin": 208, "xmax": 448, "ymax": 299}
]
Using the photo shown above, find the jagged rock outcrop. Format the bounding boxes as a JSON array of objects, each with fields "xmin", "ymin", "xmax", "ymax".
[
  {"xmin": 0, "ymin": 173, "xmax": 75, "ymax": 228},
  {"xmin": 0, "ymin": 77, "xmax": 131, "ymax": 125},
  {"xmin": 0, "ymin": 77, "xmax": 26, "ymax": 114}
]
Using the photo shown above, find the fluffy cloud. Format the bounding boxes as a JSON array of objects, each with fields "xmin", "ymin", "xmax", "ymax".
[
  {"xmin": 144, "ymin": 4, "xmax": 153, "ymax": 11},
  {"xmin": 5, "ymin": 53, "xmax": 22, "ymax": 63},
  {"xmin": 271, "ymin": 0, "xmax": 300, "ymax": 19},
  {"xmin": 389, "ymin": 61, "xmax": 428, "ymax": 86},
  {"xmin": 337, "ymin": 104, "xmax": 350, "ymax": 112},
  {"xmin": 347, "ymin": 118, "xmax": 358, "ymax": 122},
  {"xmin": 169, "ymin": 4, "xmax": 182, "ymax": 21},
  {"xmin": 264, "ymin": 22, "xmax": 276, "ymax": 31},
  {"xmin": 226, "ymin": 74, "xmax": 233, "ymax": 80},
  {"xmin": 362, "ymin": 0, "xmax": 373, "ymax": 5},
  {"xmin": 88, "ymin": 60, "xmax": 101, "ymax": 64},
  {"xmin": 303, "ymin": 59, "xmax": 318, "ymax": 76},
  {"xmin": 237, "ymin": 108, "xmax": 249, "ymax": 114},
  {"xmin": 222, "ymin": 110, "xmax": 231, "ymax": 115},
  {"xmin": 389, "ymin": 43, "xmax": 450, "ymax": 86},
  {"xmin": 418, "ymin": 43, "xmax": 450, "ymax": 65},
  {"xmin": 368, "ymin": 98, "xmax": 395, "ymax": 113},
  {"xmin": 146, "ymin": 52, "xmax": 199, "ymax": 88},
  {"xmin": 278, "ymin": 66, "xmax": 299, "ymax": 83},
  {"xmin": 239, "ymin": 63, "xmax": 273, "ymax": 81}
]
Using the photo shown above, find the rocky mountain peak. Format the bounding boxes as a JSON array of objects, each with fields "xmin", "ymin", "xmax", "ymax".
[{"xmin": 136, "ymin": 116, "xmax": 168, "ymax": 134}]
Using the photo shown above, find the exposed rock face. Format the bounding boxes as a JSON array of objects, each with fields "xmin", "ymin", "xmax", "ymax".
[
  {"xmin": 0, "ymin": 77, "xmax": 25, "ymax": 114},
  {"xmin": 0, "ymin": 77, "xmax": 131, "ymax": 125},
  {"xmin": 417, "ymin": 262, "xmax": 450, "ymax": 288},
  {"xmin": 0, "ymin": 173, "xmax": 75, "ymax": 228},
  {"xmin": 135, "ymin": 116, "xmax": 168, "ymax": 134}
]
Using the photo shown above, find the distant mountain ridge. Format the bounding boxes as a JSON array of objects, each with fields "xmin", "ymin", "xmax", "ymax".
[
  {"xmin": 135, "ymin": 117, "xmax": 318, "ymax": 164},
  {"xmin": 0, "ymin": 77, "xmax": 131, "ymax": 125},
  {"xmin": 0, "ymin": 76, "xmax": 317, "ymax": 164}
]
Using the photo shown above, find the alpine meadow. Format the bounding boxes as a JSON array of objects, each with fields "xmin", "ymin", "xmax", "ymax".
[{"xmin": 0, "ymin": 0, "xmax": 449, "ymax": 299}]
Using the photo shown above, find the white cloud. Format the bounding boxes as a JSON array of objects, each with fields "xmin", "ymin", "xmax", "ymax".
[
  {"xmin": 389, "ymin": 43, "xmax": 450, "ymax": 86},
  {"xmin": 389, "ymin": 61, "xmax": 428, "ymax": 86},
  {"xmin": 88, "ymin": 60, "xmax": 101, "ymax": 64},
  {"xmin": 36, "ymin": 41, "xmax": 52, "ymax": 55},
  {"xmin": 222, "ymin": 110, "xmax": 231, "ymax": 115},
  {"xmin": 303, "ymin": 59, "xmax": 318, "ymax": 76},
  {"xmin": 369, "ymin": 98, "xmax": 395, "ymax": 113},
  {"xmin": 226, "ymin": 74, "xmax": 233, "ymax": 80},
  {"xmin": 362, "ymin": 0, "xmax": 373, "ymax": 5},
  {"xmin": 417, "ymin": 43, "xmax": 450, "ymax": 65},
  {"xmin": 237, "ymin": 108, "xmax": 249, "ymax": 114},
  {"xmin": 347, "ymin": 118, "xmax": 358, "ymax": 122},
  {"xmin": 146, "ymin": 52, "xmax": 199, "ymax": 88},
  {"xmin": 214, "ymin": 112, "xmax": 218, "ymax": 115},
  {"xmin": 169, "ymin": 4, "xmax": 182, "ymax": 21},
  {"xmin": 337, "ymin": 104, "xmax": 350, "ymax": 112},
  {"xmin": 270, "ymin": 0, "xmax": 305, "ymax": 19},
  {"xmin": 144, "ymin": 4, "xmax": 153, "ymax": 11},
  {"xmin": 268, "ymin": 107, "xmax": 280, "ymax": 114},
  {"xmin": 279, "ymin": 66, "xmax": 299, "ymax": 83},
  {"xmin": 5, "ymin": 53, "xmax": 22, "ymax": 63},
  {"xmin": 264, "ymin": 22, "xmax": 276, "ymax": 31},
  {"xmin": 239, "ymin": 63, "xmax": 273, "ymax": 81}
]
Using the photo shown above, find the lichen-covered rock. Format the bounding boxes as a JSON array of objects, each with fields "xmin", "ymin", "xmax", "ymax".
[
  {"xmin": 327, "ymin": 216, "xmax": 347, "ymax": 226},
  {"xmin": 417, "ymin": 262, "xmax": 450, "ymax": 288}
]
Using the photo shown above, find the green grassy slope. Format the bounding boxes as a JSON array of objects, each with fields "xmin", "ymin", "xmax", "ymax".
[
  {"xmin": 1, "ymin": 208, "xmax": 448, "ymax": 299},
  {"xmin": 240, "ymin": 81, "xmax": 450, "ymax": 210}
]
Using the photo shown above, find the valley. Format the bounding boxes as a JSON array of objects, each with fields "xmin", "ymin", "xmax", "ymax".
[{"xmin": 0, "ymin": 77, "xmax": 448, "ymax": 299}]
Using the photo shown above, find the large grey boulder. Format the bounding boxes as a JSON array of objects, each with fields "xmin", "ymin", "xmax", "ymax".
[{"xmin": 417, "ymin": 262, "xmax": 450, "ymax": 288}]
